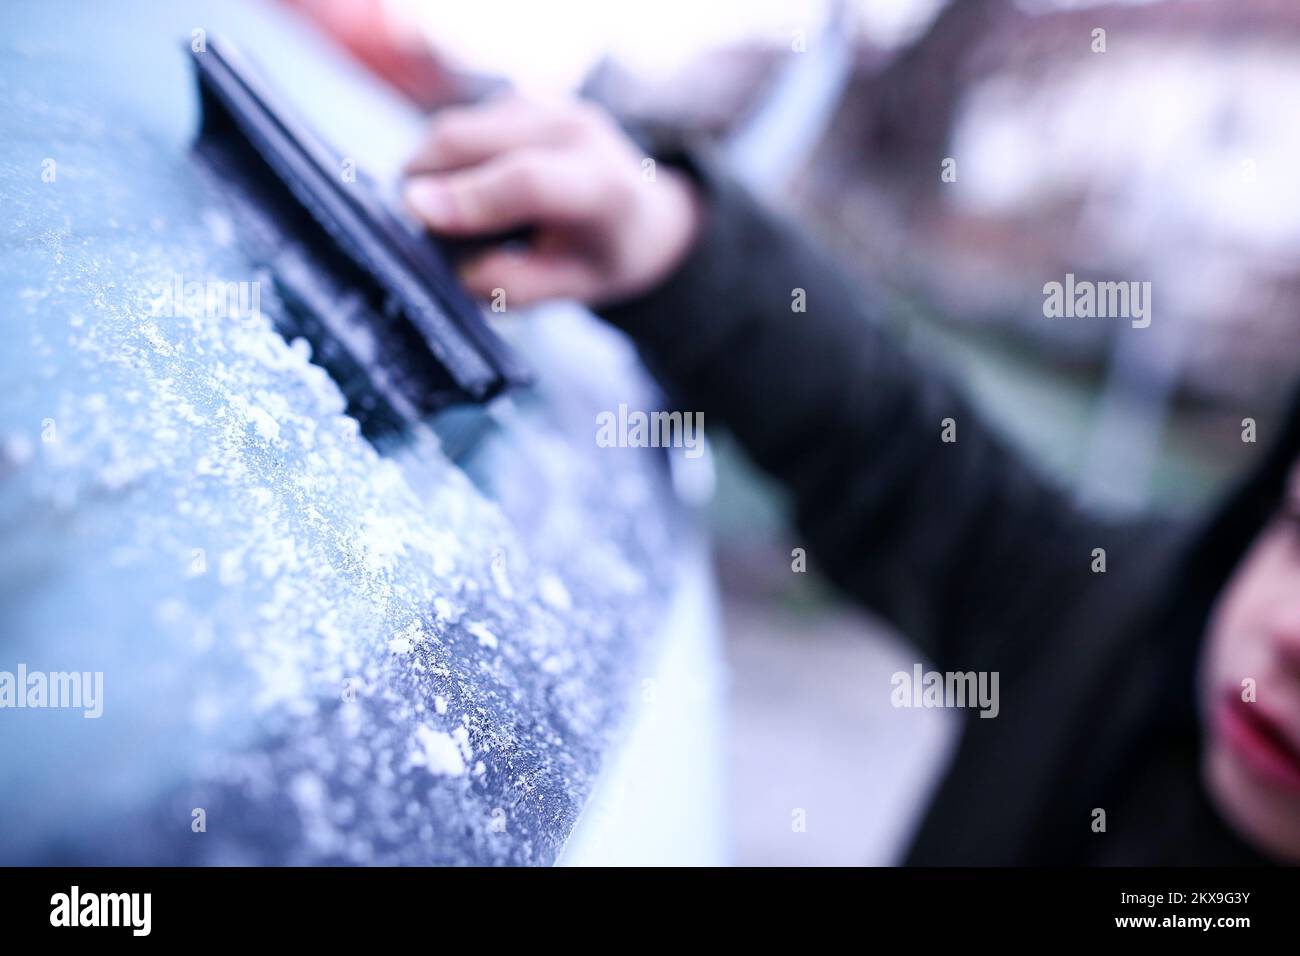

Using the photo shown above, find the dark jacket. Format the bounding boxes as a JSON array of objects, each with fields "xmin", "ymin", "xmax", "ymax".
[{"xmin": 601, "ymin": 157, "xmax": 1296, "ymax": 865}]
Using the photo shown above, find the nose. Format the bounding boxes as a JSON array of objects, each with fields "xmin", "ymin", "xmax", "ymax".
[{"xmin": 1271, "ymin": 598, "xmax": 1300, "ymax": 676}]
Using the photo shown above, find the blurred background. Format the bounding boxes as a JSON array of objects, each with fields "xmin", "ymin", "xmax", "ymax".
[{"xmin": 280, "ymin": 0, "xmax": 1300, "ymax": 863}]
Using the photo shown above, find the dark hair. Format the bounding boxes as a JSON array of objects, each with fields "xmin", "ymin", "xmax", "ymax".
[{"xmin": 1150, "ymin": 385, "xmax": 1300, "ymax": 729}]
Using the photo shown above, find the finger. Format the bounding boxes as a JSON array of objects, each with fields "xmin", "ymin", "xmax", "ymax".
[
  {"xmin": 404, "ymin": 150, "xmax": 602, "ymax": 236},
  {"xmin": 404, "ymin": 96, "xmax": 583, "ymax": 174},
  {"xmin": 460, "ymin": 247, "xmax": 597, "ymax": 306}
]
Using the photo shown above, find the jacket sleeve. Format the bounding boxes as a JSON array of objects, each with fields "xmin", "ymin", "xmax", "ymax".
[{"xmin": 599, "ymin": 153, "xmax": 1106, "ymax": 671}]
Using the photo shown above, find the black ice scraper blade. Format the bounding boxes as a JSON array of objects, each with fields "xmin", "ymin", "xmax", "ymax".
[{"xmin": 188, "ymin": 35, "xmax": 529, "ymax": 427}]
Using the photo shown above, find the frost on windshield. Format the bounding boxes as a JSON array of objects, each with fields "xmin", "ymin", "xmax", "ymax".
[{"xmin": 0, "ymin": 14, "xmax": 682, "ymax": 865}]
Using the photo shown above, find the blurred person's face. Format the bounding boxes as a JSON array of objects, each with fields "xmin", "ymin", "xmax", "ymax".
[{"xmin": 1202, "ymin": 457, "xmax": 1300, "ymax": 862}]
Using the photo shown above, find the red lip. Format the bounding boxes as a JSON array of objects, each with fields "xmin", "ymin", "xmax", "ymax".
[{"xmin": 1214, "ymin": 693, "xmax": 1300, "ymax": 795}]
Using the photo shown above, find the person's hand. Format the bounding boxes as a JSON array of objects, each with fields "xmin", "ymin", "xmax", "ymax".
[{"xmin": 402, "ymin": 95, "xmax": 702, "ymax": 308}]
